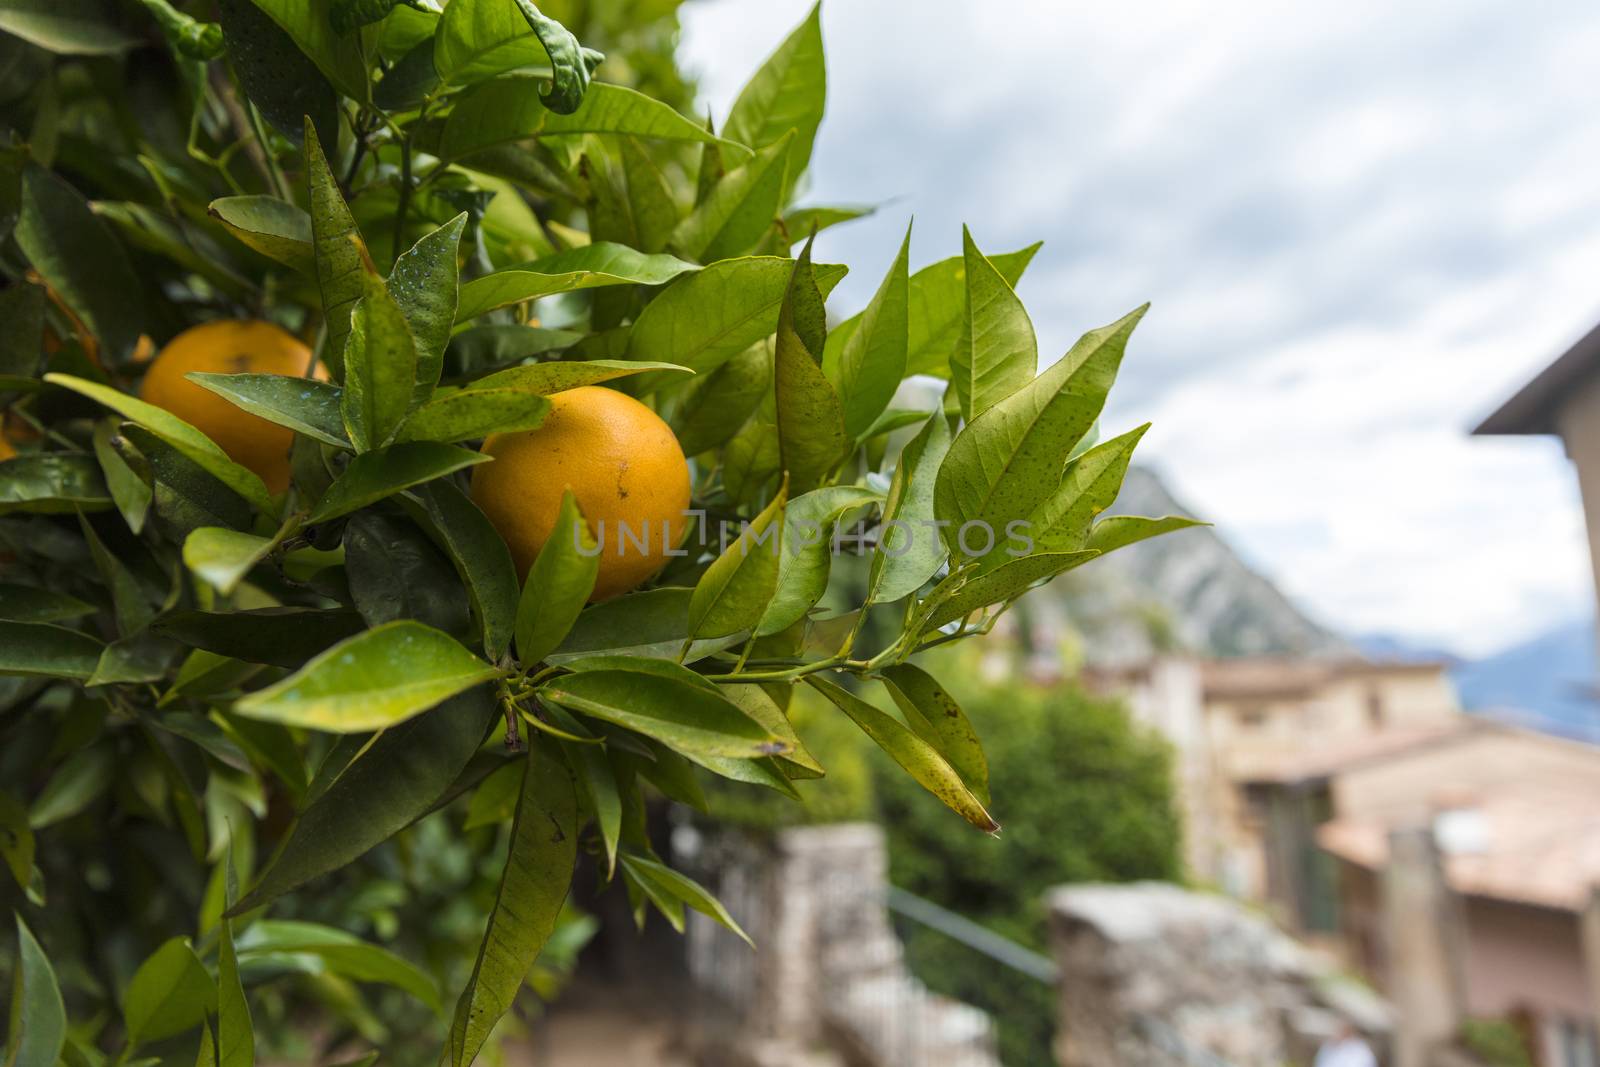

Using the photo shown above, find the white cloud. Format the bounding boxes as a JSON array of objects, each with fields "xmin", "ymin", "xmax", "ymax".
[{"xmin": 680, "ymin": 0, "xmax": 1600, "ymax": 656}]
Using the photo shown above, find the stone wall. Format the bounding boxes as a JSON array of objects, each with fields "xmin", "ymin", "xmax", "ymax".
[{"xmin": 1046, "ymin": 882, "xmax": 1390, "ymax": 1067}]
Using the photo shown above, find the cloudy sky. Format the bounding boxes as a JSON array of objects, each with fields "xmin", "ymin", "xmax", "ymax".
[{"xmin": 679, "ymin": 0, "xmax": 1600, "ymax": 657}]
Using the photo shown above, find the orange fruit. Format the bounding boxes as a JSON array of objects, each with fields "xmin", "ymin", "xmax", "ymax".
[
  {"xmin": 471, "ymin": 386, "xmax": 691, "ymax": 602},
  {"xmin": 141, "ymin": 320, "xmax": 320, "ymax": 494}
]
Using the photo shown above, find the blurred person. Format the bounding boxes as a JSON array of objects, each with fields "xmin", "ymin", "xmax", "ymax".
[{"xmin": 1315, "ymin": 1022, "xmax": 1378, "ymax": 1067}]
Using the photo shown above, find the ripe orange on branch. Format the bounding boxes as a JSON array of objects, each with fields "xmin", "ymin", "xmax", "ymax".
[
  {"xmin": 141, "ymin": 319, "xmax": 321, "ymax": 493},
  {"xmin": 471, "ymin": 385, "xmax": 691, "ymax": 602}
]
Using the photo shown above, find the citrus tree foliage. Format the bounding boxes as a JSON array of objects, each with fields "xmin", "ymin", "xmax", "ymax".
[{"xmin": 0, "ymin": 0, "xmax": 1198, "ymax": 1062}]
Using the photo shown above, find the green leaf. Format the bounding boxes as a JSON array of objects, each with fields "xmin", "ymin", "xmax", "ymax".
[
  {"xmin": 806, "ymin": 676, "xmax": 997, "ymax": 833},
  {"xmin": 508, "ymin": 0, "xmax": 597, "ymax": 115},
  {"xmin": 216, "ymin": 0, "xmax": 338, "ymax": 148},
  {"xmin": 446, "ymin": 324, "xmax": 582, "ymax": 379},
  {"xmin": 1028, "ymin": 423, "xmax": 1150, "ymax": 552},
  {"xmin": 464, "ymin": 759, "xmax": 521, "ymax": 829},
  {"xmin": 0, "ymin": 0, "xmax": 137, "ymax": 54},
  {"xmin": 344, "ymin": 511, "xmax": 470, "ymax": 634},
  {"xmin": 437, "ymin": 80, "xmax": 738, "ymax": 161},
  {"xmin": 235, "ymin": 621, "xmax": 500, "ymax": 732},
  {"xmin": 0, "ymin": 792, "xmax": 36, "ymax": 889},
  {"xmin": 540, "ymin": 670, "xmax": 787, "ymax": 759},
  {"xmin": 828, "ymin": 222, "xmax": 910, "ymax": 438},
  {"xmin": 548, "ymin": 587, "xmax": 742, "ymax": 665},
  {"xmin": 447, "ymin": 740, "xmax": 576, "ymax": 1066},
  {"xmin": 208, "ymin": 196, "xmax": 315, "ymax": 274},
  {"xmin": 123, "ymin": 938, "xmax": 217, "ymax": 1045},
  {"xmin": 187, "ymin": 373, "xmax": 348, "ymax": 448},
  {"xmin": 919, "ymin": 551, "xmax": 1099, "ymax": 632},
  {"xmin": 0, "ymin": 584, "xmax": 91, "ymax": 624},
  {"xmin": 900, "ymin": 242, "xmax": 1041, "ymax": 377},
  {"xmin": 552, "ymin": 720, "xmax": 620, "ymax": 876},
  {"xmin": 724, "ymin": 2, "xmax": 825, "ymax": 182},
  {"xmin": 342, "ymin": 263, "xmax": 420, "ymax": 452},
  {"xmin": 7, "ymin": 915, "xmax": 65, "ymax": 1067},
  {"xmin": 305, "ymin": 122, "xmax": 365, "ymax": 380},
  {"xmin": 234, "ymin": 921, "xmax": 440, "ymax": 1013},
  {"xmin": 755, "ymin": 485, "xmax": 879, "ymax": 636},
  {"xmin": 774, "ymin": 240, "xmax": 848, "ymax": 493},
  {"xmin": 1086, "ymin": 514, "xmax": 1206, "ymax": 555},
  {"xmin": 182, "ymin": 528, "xmax": 273, "ymax": 595},
  {"xmin": 15, "ymin": 165, "xmax": 141, "ymax": 364},
  {"xmin": 433, "ymin": 0, "xmax": 554, "ymax": 90},
  {"xmin": 153, "ymin": 608, "xmax": 365, "ymax": 670},
  {"xmin": 390, "ymin": 213, "xmax": 466, "ymax": 405},
  {"xmin": 401, "ymin": 481, "xmax": 520, "ymax": 661},
  {"xmin": 688, "ymin": 485, "xmax": 786, "ymax": 640},
  {"xmin": 217, "ymin": 894, "xmax": 253, "ymax": 1067},
  {"xmin": 515, "ymin": 491, "xmax": 599, "ymax": 665},
  {"xmin": 671, "ymin": 132, "xmax": 792, "ymax": 264},
  {"xmin": 43, "ymin": 374, "xmax": 273, "ymax": 511},
  {"xmin": 196, "ymin": 1020, "xmax": 217, "ymax": 1067},
  {"xmin": 0, "ymin": 452, "xmax": 110, "ymax": 515},
  {"xmin": 933, "ymin": 307, "xmax": 1145, "ymax": 564},
  {"xmin": 0, "ymin": 282, "xmax": 45, "ymax": 379},
  {"xmin": 588, "ymin": 137, "xmax": 680, "ymax": 255},
  {"xmin": 306, "ymin": 442, "xmax": 490, "ymax": 524},
  {"xmin": 373, "ymin": 33, "xmax": 439, "ymax": 111},
  {"xmin": 240, "ymin": 0, "xmax": 368, "ymax": 100},
  {"xmin": 467, "ymin": 359, "xmax": 689, "ymax": 395},
  {"xmin": 783, "ymin": 204, "xmax": 872, "ymax": 245},
  {"xmin": 230, "ymin": 689, "xmax": 496, "ymax": 914},
  {"xmin": 0, "ymin": 622, "xmax": 103, "ymax": 680},
  {"xmin": 669, "ymin": 342, "xmax": 770, "ymax": 456},
  {"xmin": 865, "ymin": 411, "xmax": 953, "ymax": 604},
  {"xmin": 455, "ymin": 243, "xmax": 697, "ymax": 322},
  {"xmin": 625, "ymin": 256, "xmax": 847, "ymax": 385},
  {"xmin": 118, "ymin": 425, "xmax": 254, "ymax": 536},
  {"xmin": 28, "ymin": 746, "xmax": 113, "ymax": 828},
  {"xmin": 93, "ymin": 419, "xmax": 152, "ymax": 532},
  {"xmin": 138, "ymin": 0, "xmax": 224, "ymax": 59},
  {"xmin": 619, "ymin": 852, "xmax": 752, "ymax": 946},
  {"xmin": 877, "ymin": 664, "xmax": 988, "ymax": 805},
  {"xmin": 949, "ymin": 226, "xmax": 1037, "ymax": 422}
]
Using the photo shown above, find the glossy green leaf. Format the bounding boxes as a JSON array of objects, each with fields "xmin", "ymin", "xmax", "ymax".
[
  {"xmin": 208, "ymin": 196, "xmax": 315, "ymax": 274},
  {"xmin": 468, "ymin": 359, "xmax": 689, "ymax": 395},
  {"xmin": 755, "ymin": 485, "xmax": 879, "ymax": 636},
  {"xmin": 0, "ymin": 622, "xmax": 103, "ymax": 680},
  {"xmin": 7, "ymin": 915, "xmax": 65, "ymax": 1067},
  {"xmin": 774, "ymin": 240, "xmax": 848, "ymax": 493},
  {"xmin": 390, "ymin": 214, "xmax": 466, "ymax": 404},
  {"xmin": 671, "ymin": 132, "xmax": 791, "ymax": 264},
  {"xmin": 118, "ymin": 425, "xmax": 254, "ymax": 536},
  {"xmin": 235, "ymin": 620, "xmax": 500, "ymax": 732},
  {"xmin": 182, "ymin": 528, "xmax": 274, "ymax": 595},
  {"xmin": 401, "ymin": 481, "xmax": 520, "ymax": 661},
  {"xmin": 549, "ymin": 587, "xmax": 742, "ymax": 664},
  {"xmin": 509, "ymin": 0, "xmax": 598, "ymax": 115},
  {"xmin": 305, "ymin": 122, "xmax": 365, "ymax": 380},
  {"xmin": 934, "ymin": 307, "xmax": 1145, "ymax": 564},
  {"xmin": 437, "ymin": 80, "xmax": 737, "ymax": 161},
  {"xmin": 243, "ymin": 0, "xmax": 368, "ymax": 100},
  {"xmin": 919, "ymin": 550, "xmax": 1099, "ymax": 632},
  {"xmin": 306, "ymin": 442, "xmax": 490, "ymax": 524},
  {"xmin": 216, "ymin": 0, "xmax": 338, "ymax": 147},
  {"xmin": 554, "ymin": 720, "xmax": 620, "ymax": 876},
  {"xmin": 231, "ymin": 688, "xmax": 496, "ymax": 914},
  {"xmin": 123, "ymin": 938, "xmax": 217, "ymax": 1044},
  {"xmin": 392, "ymin": 385, "xmax": 549, "ymax": 444},
  {"xmin": 625, "ymin": 256, "xmax": 846, "ymax": 385},
  {"xmin": 0, "ymin": 452, "xmax": 110, "ymax": 515},
  {"xmin": 342, "ymin": 263, "xmax": 420, "ymax": 452},
  {"xmin": 234, "ymin": 921, "xmax": 440, "ymax": 1013},
  {"xmin": 724, "ymin": 3, "xmax": 825, "ymax": 181},
  {"xmin": 620, "ymin": 852, "xmax": 751, "ymax": 945},
  {"xmin": 949, "ymin": 227, "xmax": 1037, "ymax": 422},
  {"xmin": 1028, "ymin": 423, "xmax": 1150, "ymax": 552},
  {"xmin": 589, "ymin": 137, "xmax": 680, "ymax": 255},
  {"xmin": 92, "ymin": 419, "xmax": 151, "ymax": 532},
  {"xmin": 721, "ymin": 682, "xmax": 820, "ymax": 779},
  {"xmin": 455, "ymin": 243, "xmax": 697, "ymax": 321},
  {"xmin": 865, "ymin": 411, "xmax": 953, "ymax": 605},
  {"xmin": 43, "ymin": 374, "xmax": 273, "ymax": 511},
  {"xmin": 153, "ymin": 608, "xmax": 365, "ymax": 670},
  {"xmin": 78, "ymin": 516, "xmax": 149, "ymax": 639},
  {"xmin": 0, "ymin": 584, "xmax": 91, "ymax": 624},
  {"xmin": 901, "ymin": 242, "xmax": 1041, "ymax": 377},
  {"xmin": 216, "ymin": 876, "xmax": 253, "ymax": 1067},
  {"xmin": 344, "ymin": 511, "xmax": 471, "ymax": 634},
  {"xmin": 515, "ymin": 491, "xmax": 599, "ymax": 665},
  {"xmin": 783, "ymin": 204, "xmax": 872, "ymax": 244},
  {"xmin": 188, "ymin": 373, "xmax": 348, "ymax": 448},
  {"xmin": 0, "ymin": 0, "xmax": 137, "ymax": 54},
  {"xmin": 1086, "ymin": 514, "xmax": 1207, "ymax": 554},
  {"xmin": 807, "ymin": 676, "xmax": 996, "ymax": 833},
  {"xmin": 16, "ymin": 165, "xmax": 141, "ymax": 364},
  {"xmin": 829, "ymin": 222, "xmax": 910, "ymax": 438},
  {"xmin": 878, "ymin": 663, "xmax": 988, "ymax": 805},
  {"xmin": 540, "ymin": 670, "xmax": 786, "ymax": 759},
  {"xmin": 447, "ymin": 740, "xmax": 576, "ymax": 1066},
  {"xmin": 433, "ymin": 0, "xmax": 553, "ymax": 90},
  {"xmin": 688, "ymin": 485, "xmax": 786, "ymax": 640},
  {"xmin": 373, "ymin": 32, "xmax": 439, "ymax": 110}
]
